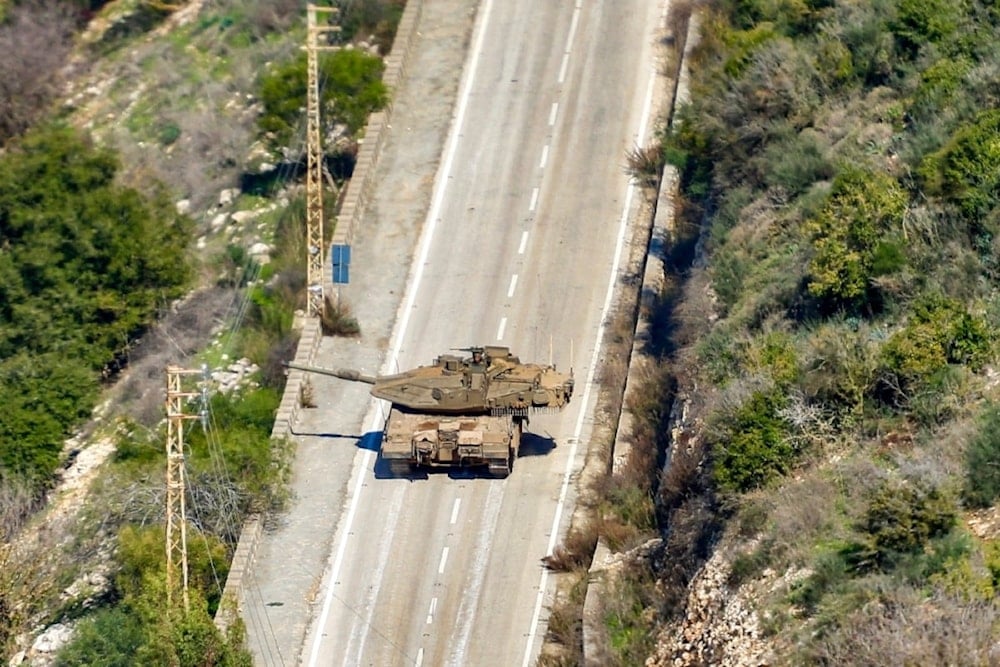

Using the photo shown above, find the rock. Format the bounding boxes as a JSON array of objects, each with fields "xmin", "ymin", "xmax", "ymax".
[
  {"xmin": 30, "ymin": 623, "xmax": 74, "ymax": 656},
  {"xmin": 196, "ymin": 236, "xmax": 207, "ymax": 249},
  {"xmin": 248, "ymin": 242, "xmax": 272, "ymax": 257},
  {"xmin": 9, "ymin": 650, "xmax": 26, "ymax": 666},
  {"xmin": 210, "ymin": 213, "xmax": 229, "ymax": 232},
  {"xmin": 219, "ymin": 188, "xmax": 241, "ymax": 207},
  {"xmin": 175, "ymin": 199, "xmax": 191, "ymax": 215},
  {"xmin": 231, "ymin": 210, "xmax": 259, "ymax": 224}
]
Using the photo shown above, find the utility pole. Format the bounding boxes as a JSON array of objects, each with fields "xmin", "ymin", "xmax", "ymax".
[
  {"xmin": 165, "ymin": 365, "xmax": 206, "ymax": 612},
  {"xmin": 305, "ymin": 4, "xmax": 341, "ymax": 318}
]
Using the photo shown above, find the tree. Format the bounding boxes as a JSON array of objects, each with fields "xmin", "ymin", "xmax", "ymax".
[{"xmin": 0, "ymin": 124, "xmax": 192, "ymax": 485}]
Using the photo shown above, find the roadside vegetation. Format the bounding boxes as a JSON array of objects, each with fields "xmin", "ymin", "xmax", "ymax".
[
  {"xmin": 0, "ymin": 0, "xmax": 400, "ymax": 663},
  {"xmin": 588, "ymin": 0, "xmax": 1000, "ymax": 663},
  {"xmin": 0, "ymin": 125, "xmax": 192, "ymax": 494}
]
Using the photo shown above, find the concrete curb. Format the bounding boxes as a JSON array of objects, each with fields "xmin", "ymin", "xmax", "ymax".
[
  {"xmin": 580, "ymin": 8, "xmax": 699, "ymax": 665},
  {"xmin": 214, "ymin": 0, "xmax": 426, "ymax": 638},
  {"xmin": 214, "ymin": 318, "xmax": 322, "ymax": 636}
]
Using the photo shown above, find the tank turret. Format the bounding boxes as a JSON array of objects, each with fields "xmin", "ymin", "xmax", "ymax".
[{"xmin": 286, "ymin": 345, "xmax": 573, "ymax": 416}]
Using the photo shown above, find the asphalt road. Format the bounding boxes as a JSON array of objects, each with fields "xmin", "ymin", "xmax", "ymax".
[{"xmin": 245, "ymin": 0, "xmax": 666, "ymax": 664}]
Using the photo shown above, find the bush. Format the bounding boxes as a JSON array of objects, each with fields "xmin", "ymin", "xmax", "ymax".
[
  {"xmin": 762, "ymin": 128, "xmax": 834, "ymax": 197},
  {"xmin": 55, "ymin": 607, "xmax": 146, "ymax": 667},
  {"xmin": 806, "ymin": 167, "xmax": 907, "ymax": 310},
  {"xmin": 258, "ymin": 49, "xmax": 388, "ymax": 145},
  {"xmin": 854, "ymin": 478, "xmax": 956, "ymax": 571},
  {"xmin": 878, "ymin": 294, "xmax": 993, "ymax": 405},
  {"xmin": 788, "ymin": 546, "xmax": 852, "ymax": 614},
  {"xmin": 963, "ymin": 404, "xmax": 1000, "ymax": 508},
  {"xmin": 891, "ymin": 0, "xmax": 963, "ymax": 56},
  {"xmin": 0, "ymin": 1, "xmax": 81, "ymax": 144},
  {"xmin": 919, "ymin": 109, "xmax": 1000, "ymax": 230},
  {"xmin": 712, "ymin": 390, "xmax": 795, "ymax": 492},
  {"xmin": 603, "ymin": 564, "xmax": 658, "ymax": 667},
  {"xmin": 339, "ymin": 0, "xmax": 405, "ymax": 53},
  {"xmin": 801, "ymin": 320, "xmax": 880, "ymax": 415},
  {"xmin": 58, "ymin": 525, "xmax": 250, "ymax": 666},
  {"xmin": 805, "ymin": 587, "xmax": 1000, "ymax": 666}
]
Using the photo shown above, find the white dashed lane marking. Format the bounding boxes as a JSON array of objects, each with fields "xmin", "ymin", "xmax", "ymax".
[{"xmin": 438, "ymin": 547, "xmax": 449, "ymax": 575}]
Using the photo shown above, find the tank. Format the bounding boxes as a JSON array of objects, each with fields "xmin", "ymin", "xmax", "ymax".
[{"xmin": 287, "ymin": 345, "xmax": 574, "ymax": 476}]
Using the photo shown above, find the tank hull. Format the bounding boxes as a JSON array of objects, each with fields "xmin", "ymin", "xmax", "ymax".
[{"xmin": 380, "ymin": 408, "xmax": 521, "ymax": 477}]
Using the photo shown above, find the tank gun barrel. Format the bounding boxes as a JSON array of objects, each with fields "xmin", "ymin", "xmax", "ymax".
[{"xmin": 284, "ymin": 361, "xmax": 377, "ymax": 385}]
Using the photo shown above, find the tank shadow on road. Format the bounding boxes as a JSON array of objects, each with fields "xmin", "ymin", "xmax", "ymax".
[{"xmin": 518, "ymin": 431, "xmax": 557, "ymax": 457}]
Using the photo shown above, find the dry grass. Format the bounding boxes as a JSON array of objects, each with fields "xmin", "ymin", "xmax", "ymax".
[
  {"xmin": 805, "ymin": 587, "xmax": 1000, "ymax": 666},
  {"xmin": 0, "ymin": 0, "xmax": 80, "ymax": 144},
  {"xmin": 625, "ymin": 143, "xmax": 663, "ymax": 188},
  {"xmin": 321, "ymin": 296, "xmax": 361, "ymax": 337}
]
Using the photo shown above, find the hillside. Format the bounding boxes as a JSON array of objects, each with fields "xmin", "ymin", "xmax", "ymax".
[
  {"xmin": 609, "ymin": 1, "xmax": 1000, "ymax": 664},
  {"xmin": 0, "ymin": 0, "xmax": 397, "ymax": 663}
]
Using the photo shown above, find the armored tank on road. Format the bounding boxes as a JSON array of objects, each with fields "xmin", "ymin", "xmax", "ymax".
[{"xmin": 287, "ymin": 345, "xmax": 574, "ymax": 476}]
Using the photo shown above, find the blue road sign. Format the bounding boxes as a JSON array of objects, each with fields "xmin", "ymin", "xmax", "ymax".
[{"xmin": 332, "ymin": 244, "xmax": 351, "ymax": 284}]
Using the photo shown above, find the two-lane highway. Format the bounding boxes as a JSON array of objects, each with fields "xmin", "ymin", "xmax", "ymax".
[{"xmin": 302, "ymin": 0, "xmax": 665, "ymax": 664}]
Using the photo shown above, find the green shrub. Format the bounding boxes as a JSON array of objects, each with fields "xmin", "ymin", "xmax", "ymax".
[
  {"xmin": 712, "ymin": 390, "xmax": 794, "ymax": 492},
  {"xmin": 603, "ymin": 565, "xmax": 658, "ymax": 667},
  {"xmin": 727, "ymin": 0, "xmax": 833, "ymax": 36},
  {"xmin": 55, "ymin": 607, "xmax": 146, "ymax": 667},
  {"xmin": 258, "ymin": 49, "xmax": 388, "ymax": 145},
  {"xmin": 919, "ymin": 109, "xmax": 1000, "ymax": 227},
  {"xmin": 788, "ymin": 546, "xmax": 852, "ymax": 614},
  {"xmin": 721, "ymin": 23, "xmax": 779, "ymax": 77},
  {"xmin": 746, "ymin": 331, "xmax": 800, "ymax": 388},
  {"xmin": 762, "ymin": 129, "xmax": 834, "ymax": 196},
  {"xmin": 339, "ymin": 0, "xmax": 405, "ymax": 53},
  {"xmin": 709, "ymin": 247, "xmax": 746, "ymax": 312},
  {"xmin": 806, "ymin": 167, "xmax": 907, "ymax": 309},
  {"xmin": 157, "ymin": 122, "xmax": 181, "ymax": 146},
  {"xmin": 856, "ymin": 478, "xmax": 956, "ymax": 570},
  {"xmin": 58, "ymin": 524, "xmax": 251, "ymax": 666},
  {"xmin": 696, "ymin": 326, "xmax": 741, "ymax": 385},
  {"xmin": 891, "ymin": 0, "xmax": 963, "ymax": 56},
  {"xmin": 963, "ymin": 404, "xmax": 1000, "ymax": 508},
  {"xmin": 879, "ymin": 295, "xmax": 993, "ymax": 404},
  {"xmin": 834, "ymin": 1, "xmax": 896, "ymax": 87},
  {"xmin": 910, "ymin": 57, "xmax": 972, "ymax": 119}
]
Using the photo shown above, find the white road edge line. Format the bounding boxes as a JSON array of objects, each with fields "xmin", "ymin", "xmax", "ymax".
[
  {"xmin": 305, "ymin": 0, "xmax": 498, "ymax": 663},
  {"xmin": 496, "ymin": 317, "xmax": 507, "ymax": 341},
  {"xmin": 450, "ymin": 498, "xmax": 461, "ymax": 524},
  {"xmin": 558, "ymin": 53, "xmax": 569, "ymax": 84},
  {"xmin": 438, "ymin": 547, "xmax": 450, "ymax": 575},
  {"xmin": 519, "ymin": 0, "xmax": 663, "ymax": 663},
  {"xmin": 518, "ymin": 231, "xmax": 529, "ymax": 255},
  {"xmin": 507, "ymin": 274, "xmax": 518, "ymax": 298}
]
